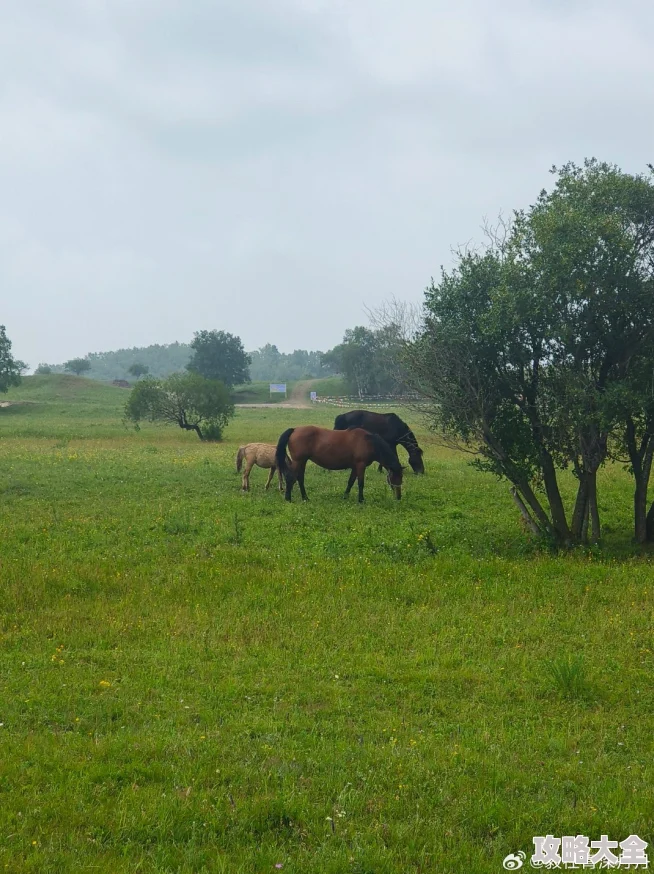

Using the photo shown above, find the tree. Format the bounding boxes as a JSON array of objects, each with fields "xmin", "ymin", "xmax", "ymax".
[
  {"xmin": 401, "ymin": 159, "xmax": 654, "ymax": 546},
  {"xmin": 508, "ymin": 160, "xmax": 654, "ymax": 543},
  {"xmin": 323, "ymin": 326, "xmax": 406, "ymax": 396},
  {"xmin": 248, "ymin": 344, "xmax": 282, "ymax": 381},
  {"xmin": 64, "ymin": 358, "xmax": 91, "ymax": 376},
  {"xmin": 35, "ymin": 364, "xmax": 52, "ymax": 375},
  {"xmin": 187, "ymin": 330, "xmax": 250, "ymax": 388},
  {"xmin": 248, "ymin": 345, "xmax": 336, "ymax": 381},
  {"xmin": 0, "ymin": 326, "xmax": 26, "ymax": 393},
  {"xmin": 124, "ymin": 372, "xmax": 235, "ymax": 441},
  {"xmin": 128, "ymin": 363, "xmax": 149, "ymax": 379},
  {"xmin": 405, "ymin": 248, "xmax": 567, "ymax": 541}
]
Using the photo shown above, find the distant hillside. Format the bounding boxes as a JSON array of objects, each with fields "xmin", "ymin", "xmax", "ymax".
[
  {"xmin": 46, "ymin": 342, "xmax": 192, "ymax": 382},
  {"xmin": 44, "ymin": 340, "xmax": 340, "ymax": 384},
  {"xmin": 4, "ymin": 372, "xmax": 128, "ymax": 404}
]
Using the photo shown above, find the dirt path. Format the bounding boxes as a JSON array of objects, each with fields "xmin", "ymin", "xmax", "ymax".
[
  {"xmin": 235, "ymin": 379, "xmax": 316, "ymax": 410},
  {"xmin": 284, "ymin": 379, "xmax": 314, "ymax": 408}
]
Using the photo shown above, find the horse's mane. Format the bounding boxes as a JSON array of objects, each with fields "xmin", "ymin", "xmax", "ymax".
[
  {"xmin": 401, "ymin": 428, "xmax": 422, "ymax": 453},
  {"xmin": 390, "ymin": 415, "xmax": 422, "ymax": 455},
  {"xmin": 367, "ymin": 433, "xmax": 402, "ymax": 474}
]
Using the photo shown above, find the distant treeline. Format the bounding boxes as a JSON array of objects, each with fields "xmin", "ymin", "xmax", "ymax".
[
  {"xmin": 248, "ymin": 345, "xmax": 336, "ymax": 382},
  {"xmin": 44, "ymin": 341, "xmax": 338, "ymax": 384},
  {"xmin": 45, "ymin": 343, "xmax": 193, "ymax": 381},
  {"xmin": 42, "ymin": 326, "xmax": 405, "ymax": 395}
]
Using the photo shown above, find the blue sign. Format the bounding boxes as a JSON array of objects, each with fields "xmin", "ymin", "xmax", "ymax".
[{"xmin": 269, "ymin": 383, "xmax": 287, "ymax": 393}]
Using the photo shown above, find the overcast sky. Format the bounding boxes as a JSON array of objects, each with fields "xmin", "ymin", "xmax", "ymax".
[{"xmin": 2, "ymin": 0, "xmax": 653, "ymax": 368}]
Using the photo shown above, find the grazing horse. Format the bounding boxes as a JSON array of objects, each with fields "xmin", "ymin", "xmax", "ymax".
[
  {"xmin": 236, "ymin": 443, "xmax": 284, "ymax": 492},
  {"xmin": 275, "ymin": 425, "xmax": 403, "ymax": 503},
  {"xmin": 333, "ymin": 410, "xmax": 425, "ymax": 474}
]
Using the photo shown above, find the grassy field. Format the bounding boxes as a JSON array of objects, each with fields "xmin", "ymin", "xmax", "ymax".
[{"xmin": 0, "ymin": 376, "xmax": 653, "ymax": 873}]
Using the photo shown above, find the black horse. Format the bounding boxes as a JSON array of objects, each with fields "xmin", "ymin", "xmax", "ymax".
[{"xmin": 333, "ymin": 410, "xmax": 425, "ymax": 474}]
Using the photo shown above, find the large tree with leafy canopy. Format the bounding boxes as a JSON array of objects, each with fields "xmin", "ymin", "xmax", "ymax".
[
  {"xmin": 64, "ymin": 358, "xmax": 91, "ymax": 376},
  {"xmin": 322, "ymin": 326, "xmax": 407, "ymax": 397},
  {"xmin": 124, "ymin": 372, "xmax": 234, "ymax": 441},
  {"xmin": 405, "ymin": 159, "xmax": 654, "ymax": 545},
  {"xmin": 187, "ymin": 330, "xmax": 251, "ymax": 388}
]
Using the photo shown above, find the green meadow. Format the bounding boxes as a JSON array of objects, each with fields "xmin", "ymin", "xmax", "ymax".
[{"xmin": 0, "ymin": 376, "xmax": 653, "ymax": 873}]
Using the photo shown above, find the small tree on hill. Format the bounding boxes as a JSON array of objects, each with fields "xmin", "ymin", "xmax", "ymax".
[
  {"xmin": 187, "ymin": 330, "xmax": 251, "ymax": 387},
  {"xmin": 124, "ymin": 372, "xmax": 234, "ymax": 441},
  {"xmin": 0, "ymin": 326, "xmax": 26, "ymax": 393},
  {"xmin": 128, "ymin": 363, "xmax": 149, "ymax": 379},
  {"xmin": 35, "ymin": 364, "xmax": 52, "ymax": 375},
  {"xmin": 64, "ymin": 358, "xmax": 91, "ymax": 376}
]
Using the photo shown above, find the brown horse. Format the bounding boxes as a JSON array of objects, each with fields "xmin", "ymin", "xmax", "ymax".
[
  {"xmin": 236, "ymin": 443, "xmax": 284, "ymax": 492},
  {"xmin": 275, "ymin": 426, "xmax": 403, "ymax": 503}
]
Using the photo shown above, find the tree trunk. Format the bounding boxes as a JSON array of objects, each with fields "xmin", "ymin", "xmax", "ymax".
[
  {"xmin": 640, "ymin": 436, "xmax": 654, "ymax": 542},
  {"xmin": 541, "ymin": 451, "xmax": 572, "ymax": 544},
  {"xmin": 179, "ymin": 421, "xmax": 204, "ymax": 440},
  {"xmin": 571, "ymin": 475, "xmax": 589, "ymax": 542},
  {"xmin": 581, "ymin": 496, "xmax": 590, "ymax": 544},
  {"xmin": 510, "ymin": 487, "xmax": 542, "ymax": 536},
  {"xmin": 635, "ymin": 479, "xmax": 649, "ymax": 544},
  {"xmin": 624, "ymin": 418, "xmax": 654, "ymax": 544},
  {"xmin": 587, "ymin": 470, "xmax": 601, "ymax": 544},
  {"xmin": 646, "ymin": 500, "xmax": 654, "ymax": 542},
  {"xmin": 513, "ymin": 478, "xmax": 556, "ymax": 538}
]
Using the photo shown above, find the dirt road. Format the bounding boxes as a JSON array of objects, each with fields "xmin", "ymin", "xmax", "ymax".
[{"xmin": 235, "ymin": 379, "xmax": 315, "ymax": 410}]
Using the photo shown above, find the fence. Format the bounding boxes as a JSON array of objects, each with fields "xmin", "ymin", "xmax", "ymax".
[{"xmin": 312, "ymin": 394, "xmax": 424, "ymax": 408}]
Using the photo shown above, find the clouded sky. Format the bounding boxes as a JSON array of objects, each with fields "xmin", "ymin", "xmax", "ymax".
[{"xmin": 2, "ymin": 0, "xmax": 653, "ymax": 368}]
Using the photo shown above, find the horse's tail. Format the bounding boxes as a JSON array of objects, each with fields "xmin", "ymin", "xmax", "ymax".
[
  {"xmin": 369, "ymin": 433, "xmax": 402, "ymax": 475},
  {"xmin": 333, "ymin": 413, "xmax": 348, "ymax": 430},
  {"xmin": 275, "ymin": 428, "xmax": 295, "ymax": 478},
  {"xmin": 236, "ymin": 446, "xmax": 246, "ymax": 472}
]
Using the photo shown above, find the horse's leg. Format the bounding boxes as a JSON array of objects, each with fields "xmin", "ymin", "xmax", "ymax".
[
  {"xmin": 278, "ymin": 465, "xmax": 285, "ymax": 491},
  {"xmin": 357, "ymin": 463, "xmax": 366, "ymax": 503},
  {"xmin": 296, "ymin": 461, "xmax": 309, "ymax": 502},
  {"xmin": 242, "ymin": 459, "xmax": 254, "ymax": 491},
  {"xmin": 284, "ymin": 461, "xmax": 297, "ymax": 502},
  {"xmin": 344, "ymin": 469, "xmax": 357, "ymax": 499},
  {"xmin": 265, "ymin": 466, "xmax": 275, "ymax": 491}
]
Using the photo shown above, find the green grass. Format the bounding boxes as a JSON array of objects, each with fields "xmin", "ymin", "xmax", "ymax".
[
  {"xmin": 0, "ymin": 376, "xmax": 653, "ymax": 872},
  {"xmin": 309, "ymin": 376, "xmax": 347, "ymax": 397}
]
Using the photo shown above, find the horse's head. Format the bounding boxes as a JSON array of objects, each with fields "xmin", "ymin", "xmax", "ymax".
[
  {"xmin": 408, "ymin": 447, "xmax": 425, "ymax": 475},
  {"xmin": 386, "ymin": 466, "xmax": 403, "ymax": 500}
]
